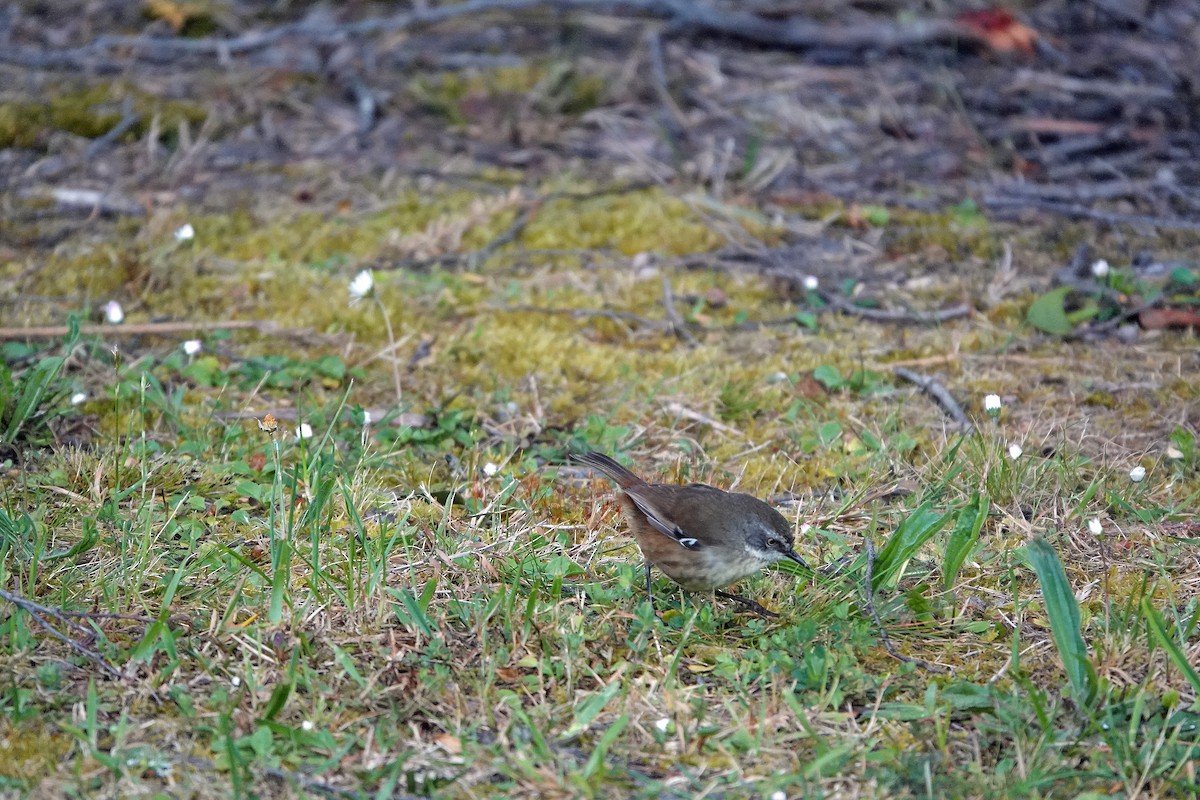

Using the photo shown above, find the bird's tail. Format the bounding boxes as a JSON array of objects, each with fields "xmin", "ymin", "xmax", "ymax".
[{"xmin": 571, "ymin": 451, "xmax": 643, "ymax": 488}]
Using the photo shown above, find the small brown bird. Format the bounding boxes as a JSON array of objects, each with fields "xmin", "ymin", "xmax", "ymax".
[{"xmin": 573, "ymin": 451, "xmax": 807, "ymax": 617}]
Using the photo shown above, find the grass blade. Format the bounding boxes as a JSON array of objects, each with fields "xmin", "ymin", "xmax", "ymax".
[
  {"xmin": 1025, "ymin": 538, "xmax": 1097, "ymax": 706},
  {"xmin": 872, "ymin": 500, "xmax": 953, "ymax": 589},
  {"xmin": 1141, "ymin": 596, "xmax": 1200, "ymax": 696}
]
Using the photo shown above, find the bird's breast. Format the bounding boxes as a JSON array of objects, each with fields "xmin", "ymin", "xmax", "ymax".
[{"xmin": 651, "ymin": 547, "xmax": 771, "ymax": 591}]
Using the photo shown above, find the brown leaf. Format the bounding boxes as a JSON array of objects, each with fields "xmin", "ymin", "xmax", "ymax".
[
  {"xmin": 956, "ymin": 8, "xmax": 1039, "ymax": 54},
  {"xmin": 434, "ymin": 733, "xmax": 462, "ymax": 755},
  {"xmin": 1139, "ymin": 307, "xmax": 1200, "ymax": 330},
  {"xmin": 795, "ymin": 373, "xmax": 828, "ymax": 401}
]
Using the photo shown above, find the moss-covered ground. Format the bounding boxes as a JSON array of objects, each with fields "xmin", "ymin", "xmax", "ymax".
[{"xmin": 2, "ymin": 176, "xmax": 1199, "ymax": 798}]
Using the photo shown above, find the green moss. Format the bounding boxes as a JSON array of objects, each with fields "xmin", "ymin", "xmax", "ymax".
[
  {"xmin": 0, "ymin": 720, "xmax": 72, "ymax": 782},
  {"xmin": 0, "ymin": 83, "xmax": 207, "ymax": 150},
  {"xmin": 524, "ymin": 190, "xmax": 723, "ymax": 256}
]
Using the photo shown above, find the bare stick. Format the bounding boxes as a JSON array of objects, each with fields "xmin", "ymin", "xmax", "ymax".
[
  {"xmin": 0, "ymin": 588, "xmax": 122, "ymax": 677},
  {"xmin": 645, "ymin": 30, "xmax": 688, "ymax": 142},
  {"xmin": 862, "ymin": 540, "xmax": 946, "ymax": 673},
  {"xmin": 496, "ymin": 304, "xmax": 666, "ymax": 331},
  {"xmin": 894, "ymin": 367, "xmax": 973, "ymax": 432},
  {"xmin": 1, "ymin": 1, "xmax": 988, "ymax": 76},
  {"xmin": 984, "ymin": 195, "xmax": 1200, "ymax": 232},
  {"xmin": 822, "ymin": 293, "xmax": 973, "ymax": 325},
  {"xmin": 0, "ymin": 320, "xmax": 272, "ymax": 340},
  {"xmin": 661, "ymin": 276, "xmax": 699, "ymax": 346}
]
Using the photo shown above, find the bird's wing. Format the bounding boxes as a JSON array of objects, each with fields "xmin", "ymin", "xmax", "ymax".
[{"xmin": 623, "ymin": 486, "xmax": 705, "ymax": 550}]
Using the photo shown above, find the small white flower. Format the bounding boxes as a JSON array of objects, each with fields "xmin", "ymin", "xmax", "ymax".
[
  {"xmin": 767, "ymin": 371, "xmax": 789, "ymax": 384},
  {"xmin": 295, "ymin": 423, "xmax": 313, "ymax": 441},
  {"xmin": 482, "ymin": 462, "xmax": 499, "ymax": 477},
  {"xmin": 1090, "ymin": 259, "xmax": 1109, "ymax": 278},
  {"xmin": 70, "ymin": 392, "xmax": 88, "ymax": 405},
  {"xmin": 984, "ymin": 394, "xmax": 1002, "ymax": 414},
  {"xmin": 230, "ymin": 676, "xmax": 241, "ymax": 688},
  {"xmin": 361, "ymin": 410, "xmax": 373, "ymax": 426},
  {"xmin": 771, "ymin": 792, "xmax": 787, "ymax": 800},
  {"xmin": 1007, "ymin": 443, "xmax": 1023, "ymax": 459},
  {"xmin": 1129, "ymin": 466, "xmax": 1146, "ymax": 483},
  {"xmin": 174, "ymin": 223, "xmax": 195, "ymax": 242},
  {"xmin": 802, "ymin": 275, "xmax": 819, "ymax": 291},
  {"xmin": 301, "ymin": 720, "xmax": 314, "ymax": 731},
  {"xmin": 799, "ymin": 523, "xmax": 812, "ymax": 535},
  {"xmin": 103, "ymin": 300, "xmax": 124, "ymax": 324},
  {"xmin": 654, "ymin": 718, "xmax": 671, "ymax": 733},
  {"xmin": 182, "ymin": 339, "xmax": 202, "ymax": 356},
  {"xmin": 349, "ymin": 269, "xmax": 375, "ymax": 300},
  {"xmin": 1087, "ymin": 518, "xmax": 1103, "ymax": 536}
]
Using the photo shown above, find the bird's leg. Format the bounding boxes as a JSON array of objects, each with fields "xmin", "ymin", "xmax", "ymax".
[
  {"xmin": 715, "ymin": 590, "xmax": 779, "ymax": 618},
  {"xmin": 644, "ymin": 560, "xmax": 657, "ymax": 618}
]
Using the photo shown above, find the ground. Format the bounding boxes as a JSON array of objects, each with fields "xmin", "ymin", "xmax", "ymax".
[{"xmin": 1, "ymin": 2, "xmax": 1199, "ymax": 798}]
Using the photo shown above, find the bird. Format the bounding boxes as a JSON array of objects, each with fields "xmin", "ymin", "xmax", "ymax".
[{"xmin": 572, "ymin": 451, "xmax": 808, "ymax": 617}]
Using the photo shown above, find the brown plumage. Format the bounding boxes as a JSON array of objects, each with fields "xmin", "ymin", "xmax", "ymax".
[{"xmin": 573, "ymin": 451, "xmax": 807, "ymax": 616}]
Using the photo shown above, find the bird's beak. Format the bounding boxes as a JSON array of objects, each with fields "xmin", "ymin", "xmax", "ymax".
[{"xmin": 784, "ymin": 547, "xmax": 809, "ymax": 569}]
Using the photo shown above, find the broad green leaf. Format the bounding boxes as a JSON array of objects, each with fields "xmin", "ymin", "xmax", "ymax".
[
  {"xmin": 1025, "ymin": 538, "xmax": 1097, "ymax": 706},
  {"xmin": 943, "ymin": 493, "xmax": 988, "ymax": 591},
  {"xmin": 1026, "ymin": 286, "xmax": 1074, "ymax": 335}
]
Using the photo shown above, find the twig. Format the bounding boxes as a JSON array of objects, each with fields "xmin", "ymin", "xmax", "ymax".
[
  {"xmin": 468, "ymin": 201, "xmax": 540, "ymax": 269},
  {"xmin": 84, "ymin": 97, "xmax": 141, "ymax": 160},
  {"xmin": 4, "ymin": 0, "xmax": 988, "ymax": 74},
  {"xmin": 645, "ymin": 30, "xmax": 688, "ymax": 143},
  {"xmin": 661, "ymin": 276, "xmax": 699, "ymax": 346},
  {"xmin": 862, "ymin": 540, "xmax": 946, "ymax": 673},
  {"xmin": 0, "ymin": 320, "xmax": 274, "ymax": 340},
  {"xmin": 212, "ymin": 408, "xmax": 432, "ymax": 428},
  {"xmin": 663, "ymin": 401, "xmax": 741, "ymax": 434},
  {"xmin": 0, "ymin": 588, "xmax": 122, "ymax": 677},
  {"xmin": 893, "ymin": 367, "xmax": 973, "ymax": 432},
  {"xmin": 822, "ymin": 292, "xmax": 973, "ymax": 325},
  {"xmin": 984, "ymin": 195, "xmax": 1200, "ymax": 232},
  {"xmin": 33, "ymin": 187, "xmax": 146, "ymax": 217},
  {"xmin": 987, "ymin": 178, "xmax": 1154, "ymax": 203},
  {"xmin": 498, "ymin": 304, "xmax": 667, "ymax": 330}
]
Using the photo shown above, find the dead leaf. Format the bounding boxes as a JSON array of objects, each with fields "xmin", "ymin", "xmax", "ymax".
[
  {"xmin": 795, "ymin": 373, "xmax": 828, "ymax": 401},
  {"xmin": 434, "ymin": 733, "xmax": 462, "ymax": 755},
  {"xmin": 1139, "ymin": 307, "xmax": 1200, "ymax": 330},
  {"xmin": 956, "ymin": 8, "xmax": 1039, "ymax": 54}
]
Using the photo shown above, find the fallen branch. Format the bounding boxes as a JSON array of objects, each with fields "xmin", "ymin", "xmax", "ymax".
[
  {"xmin": 984, "ymin": 195, "xmax": 1200, "ymax": 232},
  {"xmin": 822, "ymin": 292, "xmax": 973, "ymax": 325},
  {"xmin": 213, "ymin": 409, "xmax": 432, "ymax": 429},
  {"xmin": 0, "ymin": 588, "xmax": 122, "ymax": 677},
  {"xmin": 495, "ymin": 304, "xmax": 667, "ymax": 331},
  {"xmin": 3, "ymin": 0, "xmax": 987, "ymax": 73},
  {"xmin": 893, "ymin": 367, "xmax": 973, "ymax": 432},
  {"xmin": 0, "ymin": 320, "xmax": 275, "ymax": 340}
]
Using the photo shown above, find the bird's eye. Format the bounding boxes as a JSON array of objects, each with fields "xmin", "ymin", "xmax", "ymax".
[{"xmin": 766, "ymin": 537, "xmax": 779, "ymax": 548}]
